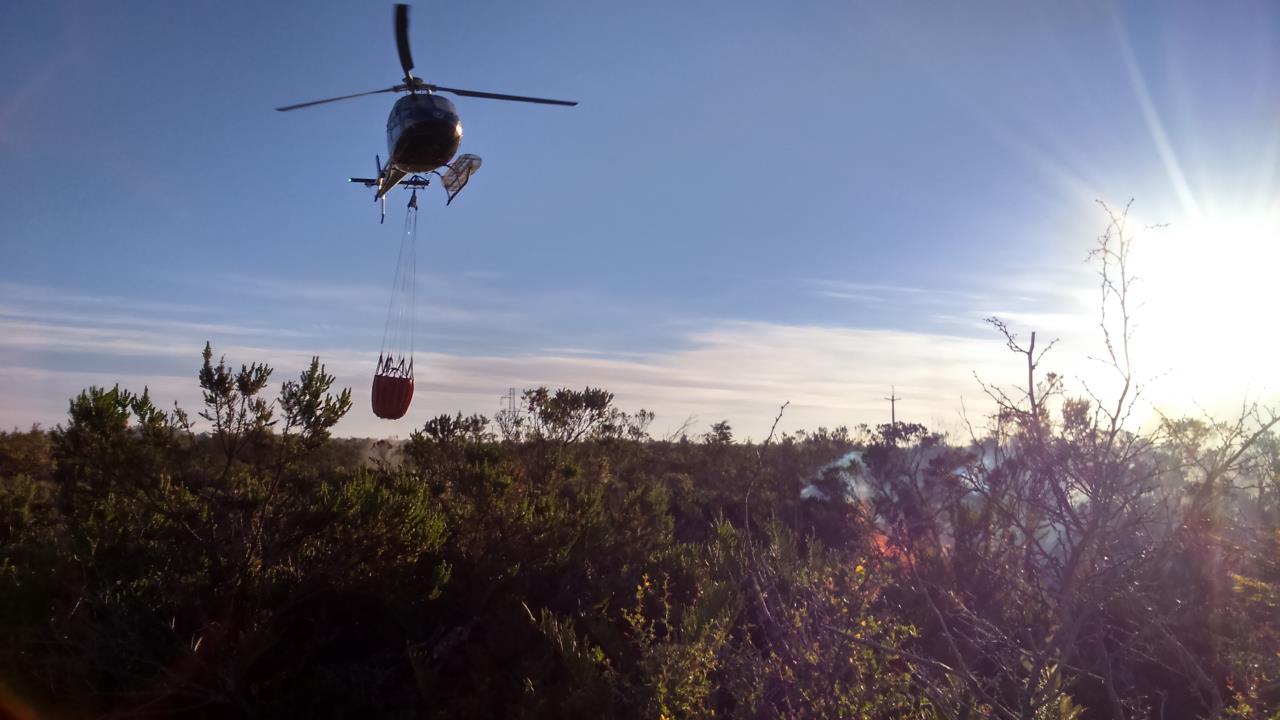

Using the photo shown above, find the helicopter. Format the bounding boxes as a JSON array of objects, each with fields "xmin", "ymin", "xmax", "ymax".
[{"xmin": 277, "ymin": 3, "xmax": 576, "ymax": 218}]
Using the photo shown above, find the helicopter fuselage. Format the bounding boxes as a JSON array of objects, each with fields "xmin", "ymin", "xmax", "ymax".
[{"xmin": 387, "ymin": 93, "xmax": 462, "ymax": 173}]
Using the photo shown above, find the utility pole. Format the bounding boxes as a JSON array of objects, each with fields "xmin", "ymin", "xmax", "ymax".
[
  {"xmin": 884, "ymin": 386, "xmax": 901, "ymax": 425},
  {"xmin": 499, "ymin": 387, "xmax": 518, "ymax": 415}
]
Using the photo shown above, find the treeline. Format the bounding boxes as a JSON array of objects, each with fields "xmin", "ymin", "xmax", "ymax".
[{"xmin": 1, "ymin": 343, "xmax": 1277, "ymax": 718}]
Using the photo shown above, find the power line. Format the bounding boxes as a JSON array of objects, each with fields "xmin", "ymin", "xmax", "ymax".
[
  {"xmin": 884, "ymin": 386, "xmax": 902, "ymax": 425},
  {"xmin": 499, "ymin": 387, "xmax": 518, "ymax": 414}
]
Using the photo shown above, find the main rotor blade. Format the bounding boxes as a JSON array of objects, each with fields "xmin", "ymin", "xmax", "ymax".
[
  {"xmin": 430, "ymin": 85, "xmax": 577, "ymax": 106},
  {"xmin": 275, "ymin": 86, "xmax": 403, "ymax": 112},
  {"xmin": 395, "ymin": 4, "xmax": 414, "ymax": 81}
]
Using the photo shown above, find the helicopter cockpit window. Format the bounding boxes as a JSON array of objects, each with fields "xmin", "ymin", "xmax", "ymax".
[{"xmin": 393, "ymin": 102, "xmax": 419, "ymax": 125}]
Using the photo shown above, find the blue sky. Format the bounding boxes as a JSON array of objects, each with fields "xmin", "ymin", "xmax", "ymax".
[{"xmin": 3, "ymin": 0, "xmax": 1278, "ymax": 438}]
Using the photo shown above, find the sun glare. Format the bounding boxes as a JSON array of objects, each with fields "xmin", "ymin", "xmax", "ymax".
[{"xmin": 1130, "ymin": 206, "xmax": 1280, "ymax": 413}]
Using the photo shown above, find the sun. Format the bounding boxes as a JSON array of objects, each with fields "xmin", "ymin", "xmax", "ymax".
[{"xmin": 1128, "ymin": 205, "xmax": 1280, "ymax": 413}]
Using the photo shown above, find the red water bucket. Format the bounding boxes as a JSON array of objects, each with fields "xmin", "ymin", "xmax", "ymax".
[{"xmin": 371, "ymin": 373, "xmax": 414, "ymax": 420}]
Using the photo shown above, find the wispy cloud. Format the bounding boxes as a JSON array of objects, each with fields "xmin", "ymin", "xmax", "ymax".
[
  {"xmin": 810, "ymin": 268, "xmax": 1095, "ymax": 316},
  {"xmin": 217, "ymin": 273, "xmax": 528, "ymax": 329},
  {"xmin": 0, "ymin": 287, "xmax": 1028, "ymax": 439},
  {"xmin": 3, "ymin": 277, "xmax": 1272, "ymax": 440},
  {"xmin": 0, "ymin": 305, "xmax": 317, "ymax": 341},
  {"xmin": 808, "ymin": 279, "xmax": 982, "ymax": 304}
]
